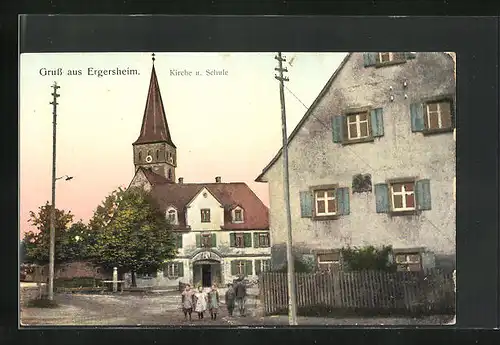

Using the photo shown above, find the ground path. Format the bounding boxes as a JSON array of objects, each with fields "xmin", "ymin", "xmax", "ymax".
[{"xmin": 21, "ymin": 291, "xmax": 454, "ymax": 326}]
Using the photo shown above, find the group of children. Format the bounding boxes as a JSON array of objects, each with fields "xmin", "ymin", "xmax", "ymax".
[{"xmin": 180, "ymin": 282, "xmax": 240, "ymax": 321}]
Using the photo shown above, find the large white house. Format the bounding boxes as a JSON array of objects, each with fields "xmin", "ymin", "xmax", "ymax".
[
  {"xmin": 255, "ymin": 52, "xmax": 456, "ymax": 273},
  {"xmin": 126, "ymin": 57, "xmax": 271, "ymax": 288}
]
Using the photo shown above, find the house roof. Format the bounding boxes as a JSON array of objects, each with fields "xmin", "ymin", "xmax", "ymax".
[
  {"xmin": 148, "ymin": 177, "xmax": 269, "ymax": 230},
  {"xmin": 254, "ymin": 53, "xmax": 352, "ymax": 182},
  {"xmin": 140, "ymin": 167, "xmax": 172, "ymax": 185},
  {"xmin": 133, "ymin": 61, "xmax": 176, "ymax": 147}
]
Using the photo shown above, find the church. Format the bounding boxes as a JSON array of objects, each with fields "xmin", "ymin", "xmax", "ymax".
[{"xmin": 125, "ymin": 55, "xmax": 271, "ymax": 288}]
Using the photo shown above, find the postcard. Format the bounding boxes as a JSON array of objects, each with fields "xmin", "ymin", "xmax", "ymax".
[{"xmin": 20, "ymin": 51, "xmax": 456, "ymax": 326}]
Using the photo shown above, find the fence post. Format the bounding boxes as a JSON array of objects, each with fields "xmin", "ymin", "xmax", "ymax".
[{"xmin": 113, "ymin": 267, "xmax": 118, "ymax": 293}]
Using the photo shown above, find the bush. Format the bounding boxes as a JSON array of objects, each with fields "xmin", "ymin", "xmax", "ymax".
[
  {"xmin": 274, "ymin": 258, "xmax": 312, "ymax": 273},
  {"xmin": 54, "ymin": 277, "xmax": 102, "ymax": 288},
  {"xmin": 341, "ymin": 245, "xmax": 396, "ymax": 272}
]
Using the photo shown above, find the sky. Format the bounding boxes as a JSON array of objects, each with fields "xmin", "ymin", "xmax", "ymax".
[{"xmin": 20, "ymin": 52, "xmax": 348, "ymax": 236}]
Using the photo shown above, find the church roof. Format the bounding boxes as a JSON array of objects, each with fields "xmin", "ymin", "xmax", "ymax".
[
  {"xmin": 148, "ymin": 177, "xmax": 269, "ymax": 231},
  {"xmin": 133, "ymin": 61, "xmax": 176, "ymax": 147}
]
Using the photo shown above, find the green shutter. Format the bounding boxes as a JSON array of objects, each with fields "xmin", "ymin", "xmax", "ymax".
[
  {"xmin": 211, "ymin": 233, "xmax": 217, "ymax": 247},
  {"xmin": 405, "ymin": 52, "xmax": 416, "ymax": 60},
  {"xmin": 176, "ymin": 234, "xmax": 183, "ymax": 248},
  {"xmin": 231, "ymin": 261, "xmax": 237, "ymax": 275},
  {"xmin": 363, "ymin": 52, "xmax": 377, "ymax": 67},
  {"xmin": 375, "ymin": 183, "xmax": 390, "ymax": 213},
  {"xmin": 332, "ymin": 115, "xmax": 345, "ymax": 143},
  {"xmin": 255, "ymin": 260, "xmax": 262, "ymax": 275},
  {"xmin": 265, "ymin": 259, "xmax": 271, "ymax": 271},
  {"xmin": 229, "ymin": 233, "xmax": 236, "ymax": 247},
  {"xmin": 410, "ymin": 103, "xmax": 425, "ymax": 132},
  {"xmin": 253, "ymin": 233, "xmax": 259, "ymax": 248},
  {"xmin": 299, "ymin": 191, "xmax": 313, "ymax": 218},
  {"xmin": 336, "ymin": 187, "xmax": 350, "ymax": 216},
  {"xmin": 245, "ymin": 260, "xmax": 253, "ymax": 276},
  {"xmin": 370, "ymin": 108, "xmax": 384, "ymax": 137},
  {"xmin": 178, "ymin": 262, "xmax": 184, "ymax": 277},
  {"xmin": 195, "ymin": 234, "xmax": 201, "ymax": 248},
  {"xmin": 416, "ymin": 179, "xmax": 432, "ymax": 210},
  {"xmin": 244, "ymin": 233, "xmax": 252, "ymax": 247}
]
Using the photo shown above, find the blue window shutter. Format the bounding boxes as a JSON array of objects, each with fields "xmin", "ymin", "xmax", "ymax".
[
  {"xmin": 370, "ymin": 108, "xmax": 384, "ymax": 137},
  {"xmin": 299, "ymin": 191, "xmax": 313, "ymax": 218},
  {"xmin": 405, "ymin": 52, "xmax": 417, "ymax": 60},
  {"xmin": 420, "ymin": 251, "xmax": 436, "ymax": 273},
  {"xmin": 336, "ymin": 187, "xmax": 350, "ymax": 216},
  {"xmin": 363, "ymin": 52, "xmax": 377, "ymax": 67},
  {"xmin": 416, "ymin": 179, "xmax": 432, "ymax": 210},
  {"xmin": 410, "ymin": 103, "xmax": 425, "ymax": 132},
  {"xmin": 374, "ymin": 183, "xmax": 390, "ymax": 213},
  {"xmin": 332, "ymin": 115, "xmax": 345, "ymax": 143}
]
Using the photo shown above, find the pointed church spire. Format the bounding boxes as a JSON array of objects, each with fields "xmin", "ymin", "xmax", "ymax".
[{"xmin": 133, "ymin": 54, "xmax": 176, "ymax": 147}]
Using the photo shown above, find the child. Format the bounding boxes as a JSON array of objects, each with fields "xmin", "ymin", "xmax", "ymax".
[
  {"xmin": 181, "ymin": 284, "xmax": 194, "ymax": 321},
  {"xmin": 207, "ymin": 284, "xmax": 220, "ymax": 320},
  {"xmin": 194, "ymin": 286, "xmax": 208, "ymax": 320},
  {"xmin": 225, "ymin": 283, "xmax": 236, "ymax": 316}
]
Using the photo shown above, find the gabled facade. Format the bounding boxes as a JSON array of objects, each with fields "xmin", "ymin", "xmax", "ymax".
[
  {"xmin": 126, "ymin": 56, "xmax": 271, "ymax": 288},
  {"xmin": 256, "ymin": 52, "xmax": 456, "ymax": 273}
]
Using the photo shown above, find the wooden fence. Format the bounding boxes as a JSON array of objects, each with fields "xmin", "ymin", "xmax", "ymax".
[{"xmin": 260, "ymin": 269, "xmax": 455, "ymax": 316}]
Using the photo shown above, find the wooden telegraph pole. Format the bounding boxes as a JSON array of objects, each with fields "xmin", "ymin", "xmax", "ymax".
[
  {"xmin": 274, "ymin": 52, "xmax": 298, "ymax": 325},
  {"xmin": 48, "ymin": 81, "xmax": 60, "ymax": 300}
]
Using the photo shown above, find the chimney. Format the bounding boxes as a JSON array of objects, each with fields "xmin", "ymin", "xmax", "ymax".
[
  {"xmin": 178, "ymin": 177, "xmax": 184, "ymax": 184},
  {"xmin": 215, "ymin": 176, "xmax": 221, "ymax": 183}
]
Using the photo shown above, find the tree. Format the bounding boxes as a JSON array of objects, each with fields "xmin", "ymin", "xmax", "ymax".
[
  {"xmin": 340, "ymin": 245, "xmax": 396, "ymax": 272},
  {"xmin": 23, "ymin": 202, "xmax": 74, "ymax": 264},
  {"xmin": 58, "ymin": 221, "xmax": 94, "ymax": 262},
  {"xmin": 91, "ymin": 187, "xmax": 177, "ymax": 287}
]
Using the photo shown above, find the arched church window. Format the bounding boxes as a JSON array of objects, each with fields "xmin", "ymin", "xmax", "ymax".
[
  {"xmin": 156, "ymin": 150, "xmax": 159, "ymax": 159},
  {"xmin": 138, "ymin": 152, "xmax": 142, "ymax": 161},
  {"xmin": 168, "ymin": 169, "xmax": 172, "ymax": 180}
]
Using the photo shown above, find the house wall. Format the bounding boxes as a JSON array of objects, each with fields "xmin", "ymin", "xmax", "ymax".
[
  {"xmin": 131, "ymin": 230, "xmax": 271, "ymax": 288},
  {"xmin": 263, "ymin": 52, "xmax": 456, "ymax": 271},
  {"xmin": 186, "ymin": 188, "xmax": 225, "ymax": 231},
  {"xmin": 129, "ymin": 170, "xmax": 152, "ymax": 192}
]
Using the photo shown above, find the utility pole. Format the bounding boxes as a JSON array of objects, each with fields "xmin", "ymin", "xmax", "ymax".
[
  {"xmin": 274, "ymin": 52, "xmax": 298, "ymax": 325},
  {"xmin": 48, "ymin": 81, "xmax": 60, "ymax": 301}
]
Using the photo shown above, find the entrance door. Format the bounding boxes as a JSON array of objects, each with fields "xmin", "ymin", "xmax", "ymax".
[{"xmin": 201, "ymin": 264, "xmax": 211, "ymax": 287}]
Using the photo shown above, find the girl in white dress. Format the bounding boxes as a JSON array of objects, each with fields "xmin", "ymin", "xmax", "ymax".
[{"xmin": 194, "ymin": 286, "xmax": 208, "ymax": 320}]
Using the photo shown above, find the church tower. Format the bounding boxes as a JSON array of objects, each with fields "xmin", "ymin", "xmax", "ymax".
[{"xmin": 132, "ymin": 53, "xmax": 177, "ymax": 182}]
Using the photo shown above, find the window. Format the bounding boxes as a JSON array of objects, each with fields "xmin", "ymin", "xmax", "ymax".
[
  {"xmin": 234, "ymin": 233, "xmax": 245, "ymax": 248},
  {"xmin": 174, "ymin": 233, "xmax": 183, "ymax": 249},
  {"xmin": 317, "ymin": 252, "xmax": 341, "ymax": 271},
  {"xmin": 201, "ymin": 233, "xmax": 212, "ymax": 248},
  {"xmin": 156, "ymin": 150, "xmax": 159, "ymax": 159},
  {"xmin": 167, "ymin": 209, "xmax": 177, "ymax": 224},
  {"xmin": 168, "ymin": 169, "xmax": 172, "ymax": 180},
  {"xmin": 201, "ymin": 209, "xmax": 211, "ymax": 223},
  {"xmin": 138, "ymin": 151, "xmax": 142, "ymax": 161},
  {"xmin": 233, "ymin": 208, "xmax": 244, "ymax": 223},
  {"xmin": 390, "ymin": 182, "xmax": 415, "ymax": 211},
  {"xmin": 315, "ymin": 189, "xmax": 337, "ymax": 216},
  {"xmin": 231, "ymin": 260, "xmax": 252, "ymax": 276},
  {"xmin": 165, "ymin": 263, "xmax": 179, "ymax": 277},
  {"xmin": 258, "ymin": 233, "xmax": 270, "ymax": 247},
  {"xmin": 137, "ymin": 271, "xmax": 157, "ymax": 279},
  {"xmin": 262, "ymin": 260, "xmax": 270, "ymax": 272},
  {"xmin": 425, "ymin": 100, "xmax": 453, "ymax": 131},
  {"xmin": 395, "ymin": 253, "xmax": 421, "ymax": 272},
  {"xmin": 346, "ymin": 112, "xmax": 370, "ymax": 140},
  {"xmin": 378, "ymin": 52, "xmax": 394, "ymax": 63},
  {"xmin": 255, "ymin": 259, "xmax": 271, "ymax": 275},
  {"xmin": 163, "ymin": 262, "xmax": 184, "ymax": 278}
]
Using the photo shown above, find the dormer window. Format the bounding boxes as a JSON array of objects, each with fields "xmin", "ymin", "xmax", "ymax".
[
  {"xmin": 232, "ymin": 207, "xmax": 244, "ymax": 223},
  {"xmin": 167, "ymin": 207, "xmax": 177, "ymax": 225}
]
